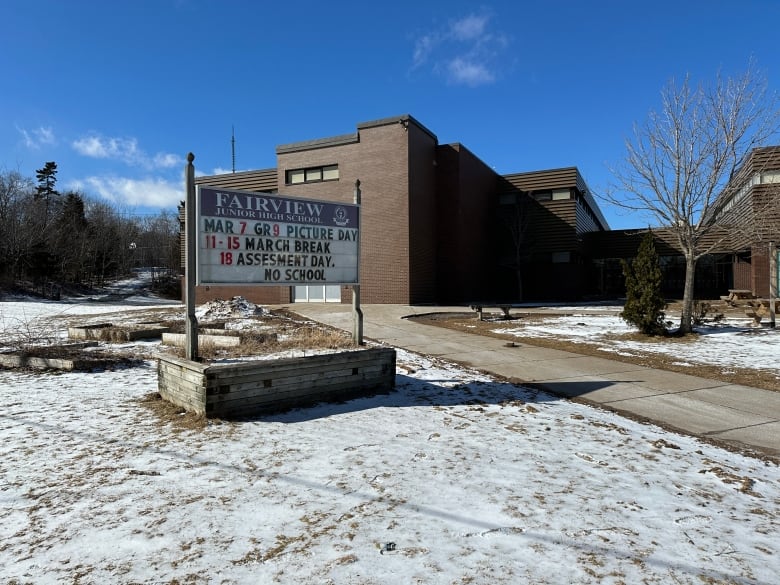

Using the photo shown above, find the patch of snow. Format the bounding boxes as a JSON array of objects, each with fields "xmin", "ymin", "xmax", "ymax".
[
  {"xmin": 196, "ymin": 296, "xmax": 267, "ymax": 322},
  {"xmin": 496, "ymin": 314, "xmax": 780, "ymax": 373}
]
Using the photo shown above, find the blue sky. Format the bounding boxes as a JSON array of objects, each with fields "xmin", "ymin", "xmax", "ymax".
[{"xmin": 2, "ymin": 0, "xmax": 779, "ymax": 228}]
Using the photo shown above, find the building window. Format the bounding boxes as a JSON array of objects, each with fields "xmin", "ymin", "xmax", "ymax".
[
  {"xmin": 552, "ymin": 251, "xmax": 571, "ymax": 263},
  {"xmin": 552, "ymin": 189, "xmax": 570, "ymax": 200},
  {"xmin": 287, "ymin": 169, "xmax": 305, "ymax": 184},
  {"xmin": 533, "ymin": 190, "xmax": 552, "ymax": 201},
  {"xmin": 761, "ymin": 170, "xmax": 780, "ymax": 184},
  {"xmin": 322, "ymin": 165, "xmax": 339, "ymax": 180},
  {"xmin": 286, "ymin": 164, "xmax": 339, "ymax": 185}
]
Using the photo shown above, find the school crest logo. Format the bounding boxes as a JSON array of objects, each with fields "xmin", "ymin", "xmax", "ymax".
[{"xmin": 333, "ymin": 206, "xmax": 350, "ymax": 227}]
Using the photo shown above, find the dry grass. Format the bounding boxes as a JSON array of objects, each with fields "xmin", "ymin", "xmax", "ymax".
[
  {"xmin": 175, "ymin": 312, "xmax": 356, "ymax": 362},
  {"xmin": 136, "ymin": 392, "xmax": 210, "ymax": 432}
]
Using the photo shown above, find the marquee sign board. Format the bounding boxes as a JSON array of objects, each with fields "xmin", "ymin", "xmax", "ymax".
[{"xmin": 196, "ymin": 186, "xmax": 360, "ymax": 286}]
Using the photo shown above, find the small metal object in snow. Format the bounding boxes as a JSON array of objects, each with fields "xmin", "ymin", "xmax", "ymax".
[{"xmin": 380, "ymin": 542, "xmax": 396, "ymax": 554}]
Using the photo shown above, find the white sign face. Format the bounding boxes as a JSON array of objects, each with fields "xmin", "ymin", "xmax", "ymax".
[{"xmin": 196, "ymin": 186, "xmax": 359, "ymax": 286}]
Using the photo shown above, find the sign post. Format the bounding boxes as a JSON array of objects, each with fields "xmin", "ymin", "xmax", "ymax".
[
  {"xmin": 770, "ymin": 241, "xmax": 777, "ymax": 328},
  {"xmin": 185, "ymin": 153, "xmax": 198, "ymax": 361},
  {"xmin": 352, "ymin": 180, "xmax": 363, "ymax": 345}
]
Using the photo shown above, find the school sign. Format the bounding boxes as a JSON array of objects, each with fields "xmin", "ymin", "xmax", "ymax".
[{"xmin": 197, "ymin": 186, "xmax": 360, "ymax": 286}]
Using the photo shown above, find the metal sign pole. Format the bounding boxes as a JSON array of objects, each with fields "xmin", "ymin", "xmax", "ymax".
[
  {"xmin": 352, "ymin": 179, "xmax": 364, "ymax": 345},
  {"xmin": 770, "ymin": 241, "xmax": 776, "ymax": 329},
  {"xmin": 185, "ymin": 153, "xmax": 199, "ymax": 360}
]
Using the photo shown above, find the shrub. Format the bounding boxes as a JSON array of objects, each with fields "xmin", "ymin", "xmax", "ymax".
[{"xmin": 621, "ymin": 231, "xmax": 667, "ymax": 335}]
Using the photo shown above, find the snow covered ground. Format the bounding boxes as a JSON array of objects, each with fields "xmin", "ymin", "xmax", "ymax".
[
  {"xmin": 492, "ymin": 312, "xmax": 780, "ymax": 374},
  {"xmin": 1, "ymin": 292, "xmax": 779, "ymax": 584}
]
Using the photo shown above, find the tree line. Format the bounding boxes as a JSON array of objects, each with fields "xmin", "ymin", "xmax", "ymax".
[{"xmin": 0, "ymin": 162, "xmax": 180, "ymax": 297}]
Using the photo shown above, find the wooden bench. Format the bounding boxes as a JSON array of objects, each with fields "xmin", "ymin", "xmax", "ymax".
[
  {"xmin": 470, "ymin": 304, "xmax": 514, "ymax": 321},
  {"xmin": 744, "ymin": 299, "xmax": 779, "ymax": 326}
]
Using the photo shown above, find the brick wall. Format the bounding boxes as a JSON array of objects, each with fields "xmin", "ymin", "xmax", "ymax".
[
  {"xmin": 406, "ymin": 123, "xmax": 438, "ymax": 303},
  {"xmin": 435, "ymin": 144, "xmax": 498, "ymax": 303},
  {"xmin": 277, "ymin": 119, "xmax": 415, "ymax": 303},
  {"xmin": 751, "ymin": 244, "xmax": 770, "ymax": 297}
]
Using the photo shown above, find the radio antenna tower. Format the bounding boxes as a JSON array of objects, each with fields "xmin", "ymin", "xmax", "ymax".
[{"xmin": 231, "ymin": 125, "xmax": 236, "ymax": 173}]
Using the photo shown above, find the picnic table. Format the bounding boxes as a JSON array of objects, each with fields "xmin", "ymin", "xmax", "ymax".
[
  {"xmin": 470, "ymin": 304, "xmax": 514, "ymax": 321},
  {"xmin": 720, "ymin": 289, "xmax": 755, "ymax": 306}
]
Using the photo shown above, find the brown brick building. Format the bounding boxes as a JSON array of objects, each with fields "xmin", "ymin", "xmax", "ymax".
[
  {"xmin": 581, "ymin": 147, "xmax": 780, "ymax": 299},
  {"xmin": 706, "ymin": 146, "xmax": 780, "ymax": 297},
  {"xmin": 187, "ymin": 115, "xmax": 779, "ymax": 305}
]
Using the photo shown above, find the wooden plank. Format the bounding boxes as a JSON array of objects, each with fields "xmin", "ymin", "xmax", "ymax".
[
  {"xmin": 158, "ymin": 379, "xmax": 206, "ymax": 406},
  {"xmin": 218, "ymin": 364, "xmax": 387, "ymax": 394},
  {"xmin": 159, "ymin": 374, "xmax": 206, "ymax": 397},
  {"xmin": 0, "ymin": 354, "xmax": 76, "ymax": 370},
  {"xmin": 209, "ymin": 348, "xmax": 392, "ymax": 373},
  {"xmin": 208, "ymin": 381, "xmax": 393, "ymax": 417},
  {"xmin": 206, "ymin": 362, "xmax": 388, "ymax": 395},
  {"xmin": 205, "ymin": 372, "xmax": 393, "ymax": 408},
  {"xmin": 204, "ymin": 358, "xmax": 388, "ymax": 388},
  {"xmin": 158, "ymin": 361, "xmax": 208, "ymax": 386},
  {"xmin": 206, "ymin": 369, "xmax": 391, "ymax": 402},
  {"xmin": 160, "ymin": 391, "xmax": 205, "ymax": 415},
  {"xmin": 202, "ymin": 349, "xmax": 392, "ymax": 384},
  {"xmin": 213, "ymin": 367, "xmax": 393, "ymax": 398},
  {"xmin": 162, "ymin": 333, "xmax": 241, "ymax": 348},
  {"xmin": 208, "ymin": 359, "xmax": 392, "ymax": 390},
  {"xmin": 158, "ymin": 354, "xmax": 210, "ymax": 373}
]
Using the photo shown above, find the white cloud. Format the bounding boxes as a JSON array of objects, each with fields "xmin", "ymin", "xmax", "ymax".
[
  {"xmin": 72, "ymin": 134, "xmax": 181, "ymax": 170},
  {"xmin": 17, "ymin": 125, "xmax": 56, "ymax": 149},
  {"xmin": 153, "ymin": 152, "xmax": 180, "ymax": 169},
  {"xmin": 410, "ymin": 11, "xmax": 509, "ymax": 87},
  {"xmin": 447, "ymin": 57, "xmax": 495, "ymax": 87},
  {"xmin": 450, "ymin": 14, "xmax": 489, "ymax": 41},
  {"xmin": 412, "ymin": 34, "xmax": 436, "ymax": 69},
  {"xmin": 72, "ymin": 175, "xmax": 182, "ymax": 209}
]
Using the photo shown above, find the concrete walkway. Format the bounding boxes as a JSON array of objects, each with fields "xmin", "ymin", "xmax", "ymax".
[{"xmin": 284, "ymin": 303, "xmax": 780, "ymax": 460}]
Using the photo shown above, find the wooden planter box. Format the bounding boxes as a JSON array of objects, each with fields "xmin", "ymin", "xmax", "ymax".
[
  {"xmin": 0, "ymin": 342, "xmax": 98, "ymax": 371},
  {"xmin": 161, "ymin": 332, "xmax": 276, "ymax": 349},
  {"xmin": 69, "ymin": 324, "xmax": 169, "ymax": 342},
  {"xmin": 0, "ymin": 353, "xmax": 87, "ymax": 371},
  {"xmin": 161, "ymin": 332, "xmax": 242, "ymax": 349},
  {"xmin": 157, "ymin": 347, "xmax": 396, "ymax": 418}
]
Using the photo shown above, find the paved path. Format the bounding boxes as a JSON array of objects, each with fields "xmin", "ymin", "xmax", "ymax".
[{"xmin": 284, "ymin": 303, "xmax": 780, "ymax": 460}]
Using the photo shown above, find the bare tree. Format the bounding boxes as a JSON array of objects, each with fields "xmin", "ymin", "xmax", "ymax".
[
  {"xmin": 138, "ymin": 210, "xmax": 180, "ymax": 273},
  {"xmin": 500, "ymin": 191, "xmax": 534, "ymax": 301},
  {"xmin": 0, "ymin": 170, "xmax": 34, "ymax": 281},
  {"xmin": 609, "ymin": 63, "xmax": 780, "ymax": 333}
]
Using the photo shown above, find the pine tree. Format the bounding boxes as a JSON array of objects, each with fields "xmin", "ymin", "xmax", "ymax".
[
  {"xmin": 34, "ymin": 161, "xmax": 59, "ymax": 227},
  {"xmin": 621, "ymin": 231, "xmax": 667, "ymax": 335}
]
